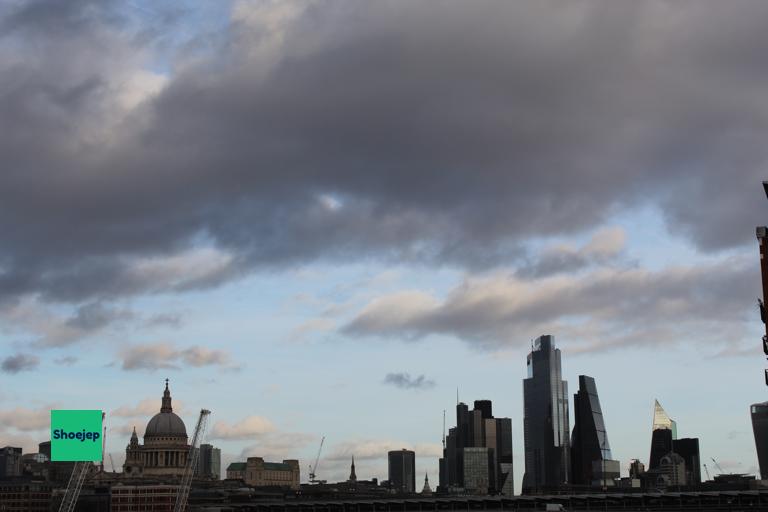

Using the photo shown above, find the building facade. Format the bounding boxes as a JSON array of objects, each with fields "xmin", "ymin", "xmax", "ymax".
[
  {"xmin": 238, "ymin": 457, "xmax": 300, "ymax": 489},
  {"xmin": 570, "ymin": 375, "xmax": 618, "ymax": 487},
  {"xmin": 226, "ymin": 462, "xmax": 246, "ymax": 480},
  {"xmin": 522, "ymin": 335, "xmax": 570, "ymax": 493},
  {"xmin": 110, "ymin": 483, "xmax": 177, "ymax": 512},
  {"xmin": 752, "ymin": 401, "xmax": 768, "ymax": 479},
  {"xmin": 123, "ymin": 380, "xmax": 190, "ymax": 478},
  {"xmin": 0, "ymin": 446, "xmax": 22, "ymax": 478},
  {"xmin": 196, "ymin": 443, "xmax": 221, "ymax": 480},
  {"xmin": 388, "ymin": 449, "xmax": 416, "ymax": 493},
  {"xmin": 0, "ymin": 480, "xmax": 51, "ymax": 512}
]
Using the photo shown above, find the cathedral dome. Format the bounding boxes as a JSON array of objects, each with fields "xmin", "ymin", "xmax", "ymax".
[
  {"xmin": 143, "ymin": 380, "xmax": 187, "ymax": 439},
  {"xmin": 145, "ymin": 411, "xmax": 187, "ymax": 437}
]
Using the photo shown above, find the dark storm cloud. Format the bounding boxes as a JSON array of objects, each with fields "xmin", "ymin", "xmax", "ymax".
[
  {"xmin": 1, "ymin": 0, "xmax": 768, "ymax": 304},
  {"xmin": 1, "ymin": 353, "xmax": 40, "ymax": 373},
  {"xmin": 383, "ymin": 372, "xmax": 436, "ymax": 390}
]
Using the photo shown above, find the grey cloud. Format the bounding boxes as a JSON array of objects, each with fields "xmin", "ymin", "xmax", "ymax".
[
  {"xmin": 516, "ymin": 228, "xmax": 626, "ymax": 278},
  {"xmin": 54, "ymin": 356, "xmax": 77, "ymax": 366},
  {"xmin": 383, "ymin": 372, "xmax": 436, "ymax": 390},
  {"xmin": 344, "ymin": 256, "xmax": 758, "ymax": 353},
  {"xmin": 1, "ymin": 1, "xmax": 768, "ymax": 304},
  {"xmin": 0, "ymin": 353, "xmax": 40, "ymax": 373},
  {"xmin": 120, "ymin": 342, "xmax": 238, "ymax": 371}
]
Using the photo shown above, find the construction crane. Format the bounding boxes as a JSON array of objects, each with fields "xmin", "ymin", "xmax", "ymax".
[
  {"xmin": 109, "ymin": 454, "xmax": 116, "ymax": 473},
  {"xmin": 173, "ymin": 409, "xmax": 211, "ymax": 512},
  {"xmin": 308, "ymin": 436, "xmax": 325, "ymax": 484},
  {"xmin": 58, "ymin": 462, "xmax": 90, "ymax": 512},
  {"xmin": 703, "ymin": 463, "xmax": 711, "ymax": 480},
  {"xmin": 711, "ymin": 457, "xmax": 725, "ymax": 474}
]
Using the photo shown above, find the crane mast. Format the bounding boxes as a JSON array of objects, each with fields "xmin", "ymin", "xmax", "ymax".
[
  {"xmin": 58, "ymin": 461, "xmax": 90, "ymax": 512},
  {"xmin": 174, "ymin": 408, "xmax": 211, "ymax": 512},
  {"xmin": 309, "ymin": 436, "xmax": 325, "ymax": 483}
]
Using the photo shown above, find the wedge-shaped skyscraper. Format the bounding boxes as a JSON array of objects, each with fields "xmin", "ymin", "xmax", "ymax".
[{"xmin": 570, "ymin": 375, "xmax": 619, "ymax": 487}]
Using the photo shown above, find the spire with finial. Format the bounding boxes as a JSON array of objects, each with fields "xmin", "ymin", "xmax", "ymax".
[
  {"xmin": 129, "ymin": 426, "xmax": 139, "ymax": 446},
  {"xmin": 422, "ymin": 472, "xmax": 432, "ymax": 494},
  {"xmin": 348, "ymin": 455, "xmax": 357, "ymax": 481},
  {"xmin": 161, "ymin": 378, "xmax": 173, "ymax": 413}
]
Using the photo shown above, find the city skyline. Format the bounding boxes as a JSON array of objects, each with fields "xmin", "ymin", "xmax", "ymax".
[{"xmin": 2, "ymin": 0, "xmax": 768, "ymax": 497}]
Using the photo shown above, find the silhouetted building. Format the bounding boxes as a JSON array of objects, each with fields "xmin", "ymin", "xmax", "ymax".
[
  {"xmin": 0, "ymin": 446, "xmax": 22, "ymax": 478},
  {"xmin": 523, "ymin": 335, "xmax": 570, "ymax": 493},
  {"xmin": 38, "ymin": 441, "xmax": 51, "ymax": 460},
  {"xmin": 752, "ymin": 401, "xmax": 768, "ymax": 479},
  {"xmin": 421, "ymin": 472, "xmax": 432, "ymax": 494},
  {"xmin": 629, "ymin": 459, "xmax": 646, "ymax": 479},
  {"xmin": 673, "ymin": 438, "xmax": 701, "ymax": 485},
  {"xmin": 439, "ymin": 400, "xmax": 513, "ymax": 495},
  {"xmin": 349, "ymin": 456, "xmax": 357, "ymax": 482},
  {"xmin": 648, "ymin": 400, "xmax": 676, "ymax": 471},
  {"xmin": 388, "ymin": 449, "xmax": 416, "ymax": 493},
  {"xmin": 571, "ymin": 375, "xmax": 618, "ymax": 487},
  {"xmin": 197, "ymin": 443, "xmax": 221, "ymax": 479}
]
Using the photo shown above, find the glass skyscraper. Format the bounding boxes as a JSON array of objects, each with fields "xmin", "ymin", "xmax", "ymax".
[
  {"xmin": 570, "ymin": 375, "xmax": 616, "ymax": 486},
  {"xmin": 522, "ymin": 334, "xmax": 570, "ymax": 493},
  {"xmin": 649, "ymin": 400, "xmax": 676, "ymax": 471}
]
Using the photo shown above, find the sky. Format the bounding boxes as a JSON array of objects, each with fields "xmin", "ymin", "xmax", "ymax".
[{"xmin": 1, "ymin": 0, "xmax": 768, "ymax": 493}]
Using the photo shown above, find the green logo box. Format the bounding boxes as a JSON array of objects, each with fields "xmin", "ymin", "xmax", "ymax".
[{"xmin": 51, "ymin": 410, "xmax": 103, "ymax": 462}]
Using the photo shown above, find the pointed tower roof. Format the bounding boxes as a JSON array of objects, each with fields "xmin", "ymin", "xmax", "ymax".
[
  {"xmin": 161, "ymin": 378, "xmax": 173, "ymax": 413},
  {"xmin": 652, "ymin": 399, "xmax": 678, "ymax": 438},
  {"xmin": 349, "ymin": 455, "xmax": 357, "ymax": 481},
  {"xmin": 422, "ymin": 472, "xmax": 432, "ymax": 493}
]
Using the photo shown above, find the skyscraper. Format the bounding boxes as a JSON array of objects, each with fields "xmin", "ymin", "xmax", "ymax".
[
  {"xmin": 197, "ymin": 443, "xmax": 221, "ymax": 479},
  {"xmin": 523, "ymin": 335, "xmax": 570, "ymax": 493},
  {"xmin": 570, "ymin": 375, "xmax": 618, "ymax": 487},
  {"xmin": 388, "ymin": 449, "xmax": 416, "ymax": 493},
  {"xmin": 752, "ymin": 402, "xmax": 768, "ymax": 479},
  {"xmin": 649, "ymin": 400, "xmax": 676, "ymax": 471},
  {"xmin": 439, "ymin": 399, "xmax": 513, "ymax": 494}
]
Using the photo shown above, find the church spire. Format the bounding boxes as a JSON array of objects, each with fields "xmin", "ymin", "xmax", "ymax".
[
  {"xmin": 349, "ymin": 455, "xmax": 357, "ymax": 481},
  {"xmin": 422, "ymin": 472, "xmax": 432, "ymax": 494},
  {"xmin": 161, "ymin": 378, "xmax": 173, "ymax": 413}
]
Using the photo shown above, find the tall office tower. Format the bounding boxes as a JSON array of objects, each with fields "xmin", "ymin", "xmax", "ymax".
[
  {"xmin": 197, "ymin": 443, "xmax": 222, "ymax": 479},
  {"xmin": 456, "ymin": 402, "xmax": 469, "ymax": 486},
  {"xmin": 752, "ymin": 402, "xmax": 768, "ymax": 479},
  {"xmin": 522, "ymin": 335, "xmax": 570, "ymax": 493},
  {"xmin": 475, "ymin": 400, "xmax": 493, "ymax": 419},
  {"xmin": 571, "ymin": 375, "xmax": 617, "ymax": 486},
  {"xmin": 649, "ymin": 400, "xmax": 677, "ymax": 470},
  {"xmin": 672, "ymin": 438, "xmax": 700, "ymax": 485},
  {"xmin": 495, "ymin": 417, "xmax": 514, "ymax": 495},
  {"xmin": 388, "ymin": 449, "xmax": 416, "ymax": 493}
]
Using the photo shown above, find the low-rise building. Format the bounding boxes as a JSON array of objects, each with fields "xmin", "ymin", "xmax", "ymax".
[
  {"xmin": 0, "ymin": 480, "xmax": 52, "ymax": 512},
  {"xmin": 244, "ymin": 457, "xmax": 300, "ymax": 490},
  {"xmin": 226, "ymin": 462, "xmax": 246, "ymax": 480}
]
